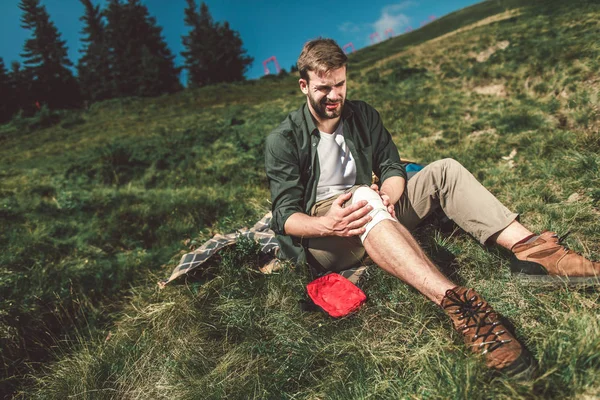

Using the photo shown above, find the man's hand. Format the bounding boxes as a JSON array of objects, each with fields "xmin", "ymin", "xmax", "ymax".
[
  {"xmin": 370, "ymin": 184, "xmax": 396, "ymax": 218},
  {"xmin": 323, "ymin": 192, "xmax": 372, "ymax": 237}
]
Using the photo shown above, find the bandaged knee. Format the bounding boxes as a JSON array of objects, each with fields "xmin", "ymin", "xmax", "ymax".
[{"xmin": 351, "ymin": 186, "xmax": 397, "ymax": 242}]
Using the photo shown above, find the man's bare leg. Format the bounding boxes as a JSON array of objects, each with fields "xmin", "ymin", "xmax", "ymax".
[
  {"xmin": 362, "ymin": 218, "xmax": 533, "ymax": 374},
  {"xmin": 362, "ymin": 219, "xmax": 455, "ymax": 305},
  {"xmin": 490, "ymin": 220, "xmax": 534, "ymax": 250}
]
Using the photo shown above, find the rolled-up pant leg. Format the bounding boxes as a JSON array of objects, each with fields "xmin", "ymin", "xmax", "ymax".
[{"xmin": 397, "ymin": 158, "xmax": 518, "ymax": 244}]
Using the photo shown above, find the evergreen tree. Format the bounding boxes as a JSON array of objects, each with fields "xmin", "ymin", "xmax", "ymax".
[
  {"xmin": 104, "ymin": 0, "xmax": 134, "ymax": 97},
  {"xmin": 18, "ymin": 0, "xmax": 81, "ymax": 109},
  {"xmin": 104, "ymin": 0, "xmax": 181, "ymax": 97},
  {"xmin": 139, "ymin": 2, "xmax": 182, "ymax": 95},
  {"xmin": 9, "ymin": 61, "xmax": 35, "ymax": 116},
  {"xmin": 0, "ymin": 58, "xmax": 17, "ymax": 123},
  {"xmin": 181, "ymin": 0, "xmax": 205, "ymax": 88},
  {"xmin": 213, "ymin": 21, "xmax": 253, "ymax": 83},
  {"xmin": 181, "ymin": 1, "xmax": 253, "ymax": 88},
  {"xmin": 77, "ymin": 0, "xmax": 112, "ymax": 102}
]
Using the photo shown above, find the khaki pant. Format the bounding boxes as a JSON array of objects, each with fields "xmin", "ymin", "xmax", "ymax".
[{"xmin": 307, "ymin": 158, "xmax": 518, "ymax": 273}]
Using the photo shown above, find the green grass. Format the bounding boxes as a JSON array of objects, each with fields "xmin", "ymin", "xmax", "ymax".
[{"xmin": 2, "ymin": 0, "xmax": 600, "ymax": 398}]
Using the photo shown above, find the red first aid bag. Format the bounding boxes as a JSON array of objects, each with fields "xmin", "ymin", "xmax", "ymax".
[{"xmin": 306, "ymin": 273, "xmax": 367, "ymax": 318}]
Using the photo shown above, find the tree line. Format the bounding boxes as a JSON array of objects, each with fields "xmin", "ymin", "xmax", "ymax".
[{"xmin": 0, "ymin": 0, "xmax": 253, "ymax": 124}]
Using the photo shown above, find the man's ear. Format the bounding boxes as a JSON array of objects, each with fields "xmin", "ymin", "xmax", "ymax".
[{"xmin": 299, "ymin": 78, "xmax": 308, "ymax": 95}]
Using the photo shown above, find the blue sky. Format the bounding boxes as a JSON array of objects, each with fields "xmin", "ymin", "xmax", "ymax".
[{"xmin": 0, "ymin": 0, "xmax": 482, "ymax": 82}]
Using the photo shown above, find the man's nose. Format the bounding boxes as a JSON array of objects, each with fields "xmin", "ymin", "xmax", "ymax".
[{"xmin": 328, "ymin": 88, "xmax": 342, "ymax": 101}]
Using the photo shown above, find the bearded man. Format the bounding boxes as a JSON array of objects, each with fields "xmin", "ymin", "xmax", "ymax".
[{"xmin": 264, "ymin": 38, "xmax": 599, "ymax": 375}]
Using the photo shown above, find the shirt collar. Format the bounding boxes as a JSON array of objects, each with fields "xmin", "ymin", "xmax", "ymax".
[{"xmin": 303, "ymin": 101, "xmax": 354, "ymax": 136}]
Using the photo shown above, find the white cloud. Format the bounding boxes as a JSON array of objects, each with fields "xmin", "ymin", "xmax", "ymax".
[
  {"xmin": 338, "ymin": 21, "xmax": 362, "ymax": 33},
  {"xmin": 382, "ymin": 1, "xmax": 416, "ymax": 14},
  {"xmin": 339, "ymin": 1, "xmax": 415, "ymax": 44},
  {"xmin": 373, "ymin": 10, "xmax": 410, "ymax": 37}
]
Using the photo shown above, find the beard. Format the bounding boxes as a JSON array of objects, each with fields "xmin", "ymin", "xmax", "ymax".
[{"xmin": 308, "ymin": 92, "xmax": 344, "ymax": 120}]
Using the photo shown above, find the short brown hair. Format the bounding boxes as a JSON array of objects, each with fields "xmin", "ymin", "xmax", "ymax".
[{"xmin": 297, "ymin": 38, "xmax": 348, "ymax": 82}]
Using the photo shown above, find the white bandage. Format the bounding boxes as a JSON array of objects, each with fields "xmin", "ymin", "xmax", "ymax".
[{"xmin": 351, "ymin": 186, "xmax": 397, "ymax": 242}]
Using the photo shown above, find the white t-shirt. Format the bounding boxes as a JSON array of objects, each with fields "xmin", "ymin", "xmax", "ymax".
[{"xmin": 316, "ymin": 123, "xmax": 357, "ymax": 202}]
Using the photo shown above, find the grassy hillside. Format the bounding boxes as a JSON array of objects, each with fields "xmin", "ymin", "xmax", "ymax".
[{"xmin": 2, "ymin": 0, "xmax": 599, "ymax": 398}]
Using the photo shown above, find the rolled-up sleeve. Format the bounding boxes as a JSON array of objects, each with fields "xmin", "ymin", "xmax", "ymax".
[
  {"xmin": 265, "ymin": 132, "xmax": 305, "ymax": 235},
  {"xmin": 367, "ymin": 105, "xmax": 407, "ymax": 183}
]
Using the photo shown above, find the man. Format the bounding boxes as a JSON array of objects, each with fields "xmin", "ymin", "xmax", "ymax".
[{"xmin": 264, "ymin": 38, "xmax": 599, "ymax": 375}]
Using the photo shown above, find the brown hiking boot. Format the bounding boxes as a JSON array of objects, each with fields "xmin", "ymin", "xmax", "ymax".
[
  {"xmin": 441, "ymin": 287, "xmax": 534, "ymax": 376},
  {"xmin": 511, "ymin": 231, "xmax": 600, "ymax": 285}
]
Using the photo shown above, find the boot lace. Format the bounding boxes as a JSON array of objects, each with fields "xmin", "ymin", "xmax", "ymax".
[
  {"xmin": 548, "ymin": 230, "xmax": 571, "ymax": 244},
  {"xmin": 548, "ymin": 231, "xmax": 572, "ymax": 255},
  {"xmin": 557, "ymin": 231, "xmax": 571, "ymax": 243},
  {"xmin": 443, "ymin": 289, "xmax": 512, "ymax": 354}
]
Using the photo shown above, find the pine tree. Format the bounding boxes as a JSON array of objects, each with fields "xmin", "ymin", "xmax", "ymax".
[
  {"xmin": 77, "ymin": 0, "xmax": 112, "ymax": 102},
  {"xmin": 9, "ymin": 61, "xmax": 34, "ymax": 116},
  {"xmin": 213, "ymin": 21, "xmax": 253, "ymax": 83},
  {"xmin": 18, "ymin": 0, "xmax": 81, "ymax": 109},
  {"xmin": 181, "ymin": 1, "xmax": 253, "ymax": 88},
  {"xmin": 181, "ymin": 0, "xmax": 199, "ymax": 88},
  {"xmin": 0, "ymin": 58, "xmax": 17, "ymax": 123},
  {"xmin": 181, "ymin": 0, "xmax": 212, "ymax": 88},
  {"xmin": 139, "ymin": 3, "xmax": 182, "ymax": 95},
  {"xmin": 104, "ymin": 0, "xmax": 138, "ymax": 97},
  {"xmin": 105, "ymin": 0, "xmax": 181, "ymax": 98}
]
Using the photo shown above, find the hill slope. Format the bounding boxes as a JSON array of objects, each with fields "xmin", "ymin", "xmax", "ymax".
[{"xmin": 2, "ymin": 0, "xmax": 599, "ymax": 398}]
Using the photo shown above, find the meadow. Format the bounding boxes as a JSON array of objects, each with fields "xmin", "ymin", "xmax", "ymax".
[{"xmin": 1, "ymin": 0, "xmax": 599, "ymax": 398}]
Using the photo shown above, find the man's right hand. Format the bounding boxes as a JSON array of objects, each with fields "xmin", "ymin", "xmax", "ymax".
[
  {"xmin": 323, "ymin": 192, "xmax": 373, "ymax": 237},
  {"xmin": 370, "ymin": 184, "xmax": 396, "ymax": 218}
]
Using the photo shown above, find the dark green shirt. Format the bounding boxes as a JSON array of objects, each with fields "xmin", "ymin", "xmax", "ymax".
[{"xmin": 264, "ymin": 100, "xmax": 406, "ymax": 264}]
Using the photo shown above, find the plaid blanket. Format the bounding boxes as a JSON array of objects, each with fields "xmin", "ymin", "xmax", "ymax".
[{"xmin": 159, "ymin": 212, "xmax": 279, "ymax": 287}]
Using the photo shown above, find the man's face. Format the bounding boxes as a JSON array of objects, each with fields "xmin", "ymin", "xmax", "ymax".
[{"xmin": 300, "ymin": 66, "xmax": 347, "ymax": 121}]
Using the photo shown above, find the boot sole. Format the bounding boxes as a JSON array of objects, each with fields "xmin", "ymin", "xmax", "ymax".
[
  {"xmin": 496, "ymin": 316, "xmax": 538, "ymax": 380},
  {"xmin": 510, "ymin": 257, "xmax": 600, "ymax": 287},
  {"xmin": 512, "ymin": 272, "xmax": 600, "ymax": 287},
  {"xmin": 500, "ymin": 349, "xmax": 537, "ymax": 380}
]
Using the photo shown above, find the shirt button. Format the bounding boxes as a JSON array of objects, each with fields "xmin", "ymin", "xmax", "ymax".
[{"xmin": 312, "ymin": 143, "xmax": 316, "ymax": 146}]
